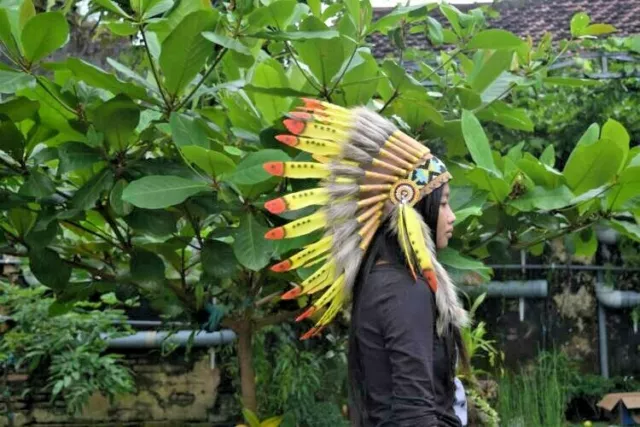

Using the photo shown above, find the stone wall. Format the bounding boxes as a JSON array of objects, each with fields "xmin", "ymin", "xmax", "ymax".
[{"xmin": 0, "ymin": 350, "xmax": 237, "ymax": 427}]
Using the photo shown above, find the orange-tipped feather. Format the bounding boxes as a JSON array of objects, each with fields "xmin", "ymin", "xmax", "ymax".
[
  {"xmin": 424, "ymin": 270, "xmax": 438, "ymax": 293},
  {"xmin": 282, "ymin": 286, "xmax": 302, "ymax": 300},
  {"xmin": 296, "ymin": 306, "xmax": 316, "ymax": 322},
  {"xmin": 265, "ymin": 227, "xmax": 285, "ymax": 240},
  {"xmin": 264, "ymin": 198, "xmax": 287, "ymax": 214},
  {"xmin": 263, "ymin": 161, "xmax": 285, "ymax": 176},
  {"xmin": 270, "ymin": 259, "xmax": 292, "ymax": 273},
  {"xmin": 283, "ymin": 119, "xmax": 306, "ymax": 135},
  {"xmin": 300, "ymin": 327, "xmax": 318, "ymax": 340}
]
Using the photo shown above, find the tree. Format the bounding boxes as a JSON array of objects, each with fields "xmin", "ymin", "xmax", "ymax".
[{"xmin": 0, "ymin": 0, "xmax": 638, "ymax": 414}]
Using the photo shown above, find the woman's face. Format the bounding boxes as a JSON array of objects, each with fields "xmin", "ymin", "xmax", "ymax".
[{"xmin": 436, "ymin": 184, "xmax": 456, "ymax": 249}]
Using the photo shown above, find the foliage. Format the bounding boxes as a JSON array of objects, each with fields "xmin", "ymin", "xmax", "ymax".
[
  {"xmin": 497, "ymin": 351, "xmax": 573, "ymax": 427},
  {"xmin": 0, "ymin": 283, "xmax": 136, "ymax": 414},
  {"xmin": 228, "ymin": 324, "xmax": 348, "ymax": 425},
  {"xmin": 0, "ymin": 0, "xmax": 638, "ymax": 410}
]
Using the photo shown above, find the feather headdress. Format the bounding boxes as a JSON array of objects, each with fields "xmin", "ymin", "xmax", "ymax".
[{"xmin": 264, "ymin": 99, "xmax": 468, "ymax": 339}]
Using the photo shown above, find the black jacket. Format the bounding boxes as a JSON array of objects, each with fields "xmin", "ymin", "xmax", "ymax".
[{"xmin": 351, "ymin": 263, "xmax": 462, "ymax": 427}]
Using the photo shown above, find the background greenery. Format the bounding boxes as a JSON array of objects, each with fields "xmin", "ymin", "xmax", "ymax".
[{"xmin": 0, "ymin": 0, "xmax": 638, "ymax": 424}]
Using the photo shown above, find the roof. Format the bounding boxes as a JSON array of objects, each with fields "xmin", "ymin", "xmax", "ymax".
[{"xmin": 370, "ymin": 0, "xmax": 640, "ymax": 58}]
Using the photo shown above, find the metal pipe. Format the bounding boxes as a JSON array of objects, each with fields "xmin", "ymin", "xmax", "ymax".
[
  {"xmin": 598, "ymin": 302, "xmax": 609, "ymax": 378},
  {"xmin": 485, "ymin": 264, "xmax": 640, "ymax": 272},
  {"xmin": 595, "ymin": 282, "xmax": 640, "ymax": 309},
  {"xmin": 459, "ymin": 280, "xmax": 548, "ymax": 298},
  {"xmin": 104, "ymin": 329, "xmax": 237, "ymax": 349}
]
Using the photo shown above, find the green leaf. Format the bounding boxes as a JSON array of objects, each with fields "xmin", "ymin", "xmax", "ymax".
[
  {"xmin": 439, "ymin": 4, "xmax": 462, "ymax": 36},
  {"xmin": 29, "ymin": 248, "xmax": 71, "ymax": 290},
  {"xmin": 542, "ymin": 77, "xmax": 600, "ymax": 87},
  {"xmin": 201, "ymin": 240, "xmax": 237, "ymax": 278},
  {"xmin": 292, "ymin": 16, "xmax": 344, "ymax": 87},
  {"xmin": 8, "ymin": 208, "xmax": 36, "ymax": 236},
  {"xmin": 21, "ymin": 12, "xmax": 69, "ymax": 63},
  {"xmin": 137, "ymin": 0, "xmax": 174, "ymax": 19},
  {"xmin": 19, "ymin": 0, "xmax": 35, "ymax": 30},
  {"xmin": 125, "ymin": 209, "xmax": 177, "ymax": 236},
  {"xmin": 517, "ymin": 155, "xmax": 562, "ymax": 189},
  {"xmin": 468, "ymin": 50, "xmax": 513, "ymax": 94},
  {"xmin": 110, "ymin": 179, "xmax": 133, "ymax": 216},
  {"xmin": 122, "ymin": 175, "xmax": 211, "ymax": 209},
  {"xmin": 438, "ymin": 247, "xmax": 492, "ymax": 281},
  {"xmin": 571, "ymin": 229, "xmax": 597, "ymax": 257},
  {"xmin": 242, "ymin": 85, "xmax": 316, "ymax": 98},
  {"xmin": 93, "ymin": 0, "xmax": 132, "ymax": 18},
  {"xmin": 601, "ymin": 118, "xmax": 629, "ymax": 170},
  {"xmin": 336, "ymin": 51, "xmax": 379, "ymax": 106},
  {"xmin": 181, "ymin": 146, "xmax": 235, "ymax": 178},
  {"xmin": 159, "ymin": 10, "xmax": 218, "ymax": 96},
  {"xmin": 608, "ymin": 219, "xmax": 640, "ymax": 242},
  {"xmin": 467, "ymin": 29, "xmax": 523, "ymax": 49},
  {"xmin": 563, "ymin": 138, "xmax": 625, "ymax": 195},
  {"xmin": 249, "ymin": 30, "xmax": 339, "ymax": 41},
  {"xmin": 232, "ymin": 213, "xmax": 273, "ymax": 271},
  {"xmin": 606, "ymin": 164, "xmax": 640, "ymax": 211},
  {"xmin": 63, "ymin": 58, "xmax": 150, "ymax": 101},
  {"xmin": 130, "ymin": 249, "xmax": 165, "ymax": 285},
  {"xmin": 0, "ymin": 9, "xmax": 20, "ymax": 57},
  {"xmin": 90, "ymin": 94, "xmax": 140, "ymax": 151},
  {"xmin": 461, "ymin": 110, "xmax": 497, "ymax": 174},
  {"xmin": 577, "ymin": 123, "xmax": 600, "ymax": 147},
  {"xmin": 169, "ymin": 112, "xmax": 208, "ymax": 148},
  {"xmin": 243, "ymin": 408, "xmax": 262, "ymax": 427},
  {"xmin": 476, "ymin": 100, "xmax": 533, "ymax": 132},
  {"xmin": 425, "ymin": 16, "xmax": 443, "ymax": 46},
  {"xmin": 540, "ymin": 145, "xmax": 555, "ymax": 167},
  {"xmin": 20, "ymin": 170, "xmax": 55, "ymax": 199},
  {"xmin": 465, "ymin": 167, "xmax": 510, "ymax": 202},
  {"xmin": 581, "ymin": 23, "xmax": 616, "ymax": 36},
  {"xmin": 246, "ymin": 0, "xmax": 298, "ymax": 30},
  {"xmin": 510, "ymin": 186, "xmax": 575, "ymax": 212},
  {"xmin": 71, "ymin": 168, "xmax": 115, "ymax": 210},
  {"xmin": 201, "ymin": 31, "xmax": 250, "ymax": 55},
  {"xmin": 0, "ymin": 97, "xmax": 39, "ymax": 122},
  {"xmin": 226, "ymin": 149, "xmax": 290, "ymax": 186},
  {"xmin": 0, "ymin": 117, "xmax": 26, "ymax": 160},
  {"xmin": 58, "ymin": 142, "xmax": 102, "ymax": 174},
  {"xmin": 105, "ymin": 21, "xmax": 139, "ymax": 36},
  {"xmin": 249, "ymin": 59, "xmax": 291, "ymax": 124},
  {"xmin": 570, "ymin": 12, "xmax": 590, "ymax": 37},
  {"xmin": 0, "ymin": 69, "xmax": 35, "ymax": 94}
]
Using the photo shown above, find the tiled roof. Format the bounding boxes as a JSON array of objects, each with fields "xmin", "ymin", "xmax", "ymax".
[{"xmin": 370, "ymin": 0, "xmax": 640, "ymax": 58}]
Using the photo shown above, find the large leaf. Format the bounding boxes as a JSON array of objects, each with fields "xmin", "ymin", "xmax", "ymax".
[
  {"xmin": 249, "ymin": 30, "xmax": 339, "ymax": 41},
  {"xmin": 159, "ymin": 10, "xmax": 218, "ymax": 96},
  {"xmin": 570, "ymin": 12, "xmax": 589, "ymax": 37},
  {"xmin": 476, "ymin": 101, "xmax": 533, "ymax": 132},
  {"xmin": 563, "ymin": 138, "xmax": 625, "ymax": 195},
  {"xmin": 468, "ymin": 50, "xmax": 513, "ymax": 94},
  {"xmin": 292, "ymin": 16, "xmax": 344, "ymax": 87},
  {"xmin": 465, "ymin": 167, "xmax": 510, "ymax": 202},
  {"xmin": 110, "ymin": 179, "xmax": 133, "ymax": 217},
  {"xmin": 90, "ymin": 94, "xmax": 140, "ymax": 151},
  {"xmin": 58, "ymin": 142, "xmax": 102, "ymax": 174},
  {"xmin": 542, "ymin": 77, "xmax": 600, "ymax": 87},
  {"xmin": 232, "ymin": 213, "xmax": 274, "ymax": 271},
  {"xmin": 21, "ymin": 12, "xmax": 69, "ymax": 63},
  {"xmin": 608, "ymin": 219, "xmax": 640, "ymax": 242},
  {"xmin": 63, "ymin": 58, "xmax": 151, "ymax": 102},
  {"xmin": 461, "ymin": 110, "xmax": 497, "ymax": 174},
  {"xmin": 125, "ymin": 209, "xmax": 177, "ymax": 236},
  {"xmin": 130, "ymin": 249, "xmax": 166, "ymax": 286},
  {"xmin": 94, "ymin": 0, "xmax": 132, "ymax": 18},
  {"xmin": 606, "ymin": 164, "xmax": 640, "ymax": 211},
  {"xmin": 0, "ymin": 117, "xmax": 25, "ymax": 160},
  {"xmin": 250, "ymin": 59, "xmax": 291, "ymax": 124},
  {"xmin": 517, "ymin": 154, "xmax": 562, "ymax": 189},
  {"xmin": 202, "ymin": 31, "xmax": 251, "ymax": 55},
  {"xmin": 600, "ymin": 118, "xmax": 629, "ymax": 171},
  {"xmin": 20, "ymin": 170, "xmax": 55, "ymax": 199},
  {"xmin": 0, "ymin": 97, "xmax": 39, "ymax": 122},
  {"xmin": 70, "ymin": 168, "xmax": 115, "ymax": 210},
  {"xmin": 510, "ymin": 186, "xmax": 575, "ymax": 212},
  {"xmin": 245, "ymin": 0, "xmax": 298, "ymax": 30},
  {"xmin": 438, "ymin": 247, "xmax": 492, "ymax": 282},
  {"xmin": 131, "ymin": 0, "xmax": 174, "ymax": 19},
  {"xmin": 0, "ymin": 69, "xmax": 35, "ymax": 94},
  {"xmin": 169, "ymin": 112, "xmax": 208, "ymax": 148},
  {"xmin": 0, "ymin": 8, "xmax": 20, "ymax": 57},
  {"xmin": 336, "ymin": 51, "xmax": 379, "ymax": 106},
  {"xmin": 29, "ymin": 248, "xmax": 71, "ymax": 290},
  {"xmin": 181, "ymin": 146, "xmax": 235, "ymax": 178},
  {"xmin": 467, "ymin": 29, "xmax": 523, "ymax": 50},
  {"xmin": 201, "ymin": 240, "xmax": 237, "ymax": 278},
  {"xmin": 122, "ymin": 175, "xmax": 211, "ymax": 209},
  {"xmin": 226, "ymin": 149, "xmax": 290, "ymax": 185}
]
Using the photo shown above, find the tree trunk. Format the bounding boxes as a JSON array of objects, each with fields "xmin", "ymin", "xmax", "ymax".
[{"xmin": 236, "ymin": 318, "xmax": 257, "ymax": 413}]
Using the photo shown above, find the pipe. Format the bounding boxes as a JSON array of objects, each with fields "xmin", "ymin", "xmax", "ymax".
[
  {"xmin": 598, "ymin": 302, "xmax": 609, "ymax": 378},
  {"xmin": 459, "ymin": 280, "xmax": 548, "ymax": 298},
  {"xmin": 595, "ymin": 282, "xmax": 640, "ymax": 309},
  {"xmin": 485, "ymin": 264, "xmax": 640, "ymax": 272},
  {"xmin": 104, "ymin": 329, "xmax": 237, "ymax": 349}
]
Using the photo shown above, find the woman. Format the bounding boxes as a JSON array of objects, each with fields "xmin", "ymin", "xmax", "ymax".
[
  {"xmin": 262, "ymin": 99, "xmax": 469, "ymax": 425},
  {"xmin": 348, "ymin": 176, "xmax": 469, "ymax": 426}
]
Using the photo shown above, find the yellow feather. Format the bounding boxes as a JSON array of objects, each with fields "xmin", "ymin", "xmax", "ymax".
[
  {"xmin": 397, "ymin": 204, "xmax": 417, "ymax": 279},
  {"xmin": 298, "ymin": 122, "xmax": 348, "ymax": 141},
  {"xmin": 272, "ymin": 211, "xmax": 326, "ymax": 239},
  {"xmin": 310, "ymin": 276, "xmax": 342, "ymax": 308},
  {"xmin": 316, "ymin": 288, "xmax": 346, "ymax": 326},
  {"xmin": 280, "ymin": 188, "xmax": 330, "ymax": 212},
  {"xmin": 300, "ymin": 261, "xmax": 336, "ymax": 292},
  {"xmin": 404, "ymin": 206, "xmax": 434, "ymax": 272},
  {"xmin": 282, "ymin": 162, "xmax": 331, "ymax": 179},
  {"xmin": 286, "ymin": 236, "xmax": 332, "ymax": 270}
]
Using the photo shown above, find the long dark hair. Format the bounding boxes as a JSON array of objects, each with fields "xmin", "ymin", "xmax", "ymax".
[{"xmin": 347, "ymin": 185, "xmax": 468, "ymax": 426}]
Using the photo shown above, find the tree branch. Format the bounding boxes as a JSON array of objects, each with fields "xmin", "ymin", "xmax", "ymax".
[
  {"xmin": 175, "ymin": 48, "xmax": 228, "ymax": 111},
  {"xmin": 141, "ymin": 28, "xmax": 171, "ymax": 110}
]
